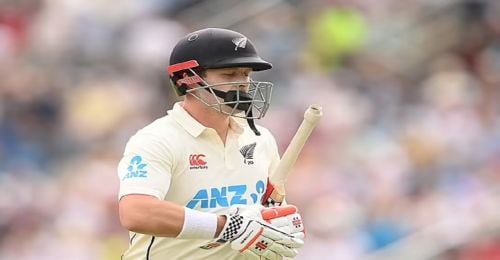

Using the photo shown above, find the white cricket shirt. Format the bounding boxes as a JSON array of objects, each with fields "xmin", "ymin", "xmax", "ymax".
[{"xmin": 117, "ymin": 102, "xmax": 280, "ymax": 259}]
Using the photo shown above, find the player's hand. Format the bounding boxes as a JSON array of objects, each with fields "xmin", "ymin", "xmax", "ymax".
[
  {"xmin": 262, "ymin": 205, "xmax": 305, "ymax": 240},
  {"xmin": 206, "ymin": 205, "xmax": 304, "ymax": 259}
]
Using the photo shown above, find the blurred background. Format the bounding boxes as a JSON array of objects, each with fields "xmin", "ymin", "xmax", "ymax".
[{"xmin": 0, "ymin": 0, "xmax": 499, "ymax": 259}]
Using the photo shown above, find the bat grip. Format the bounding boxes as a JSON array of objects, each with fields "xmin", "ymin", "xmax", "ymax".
[{"xmin": 261, "ymin": 180, "xmax": 284, "ymax": 207}]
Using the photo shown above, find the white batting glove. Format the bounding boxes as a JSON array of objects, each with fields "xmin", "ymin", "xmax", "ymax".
[
  {"xmin": 201, "ymin": 205, "xmax": 304, "ymax": 259},
  {"xmin": 262, "ymin": 205, "xmax": 305, "ymax": 241}
]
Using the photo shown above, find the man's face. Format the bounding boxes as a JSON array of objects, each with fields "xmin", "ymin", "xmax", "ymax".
[
  {"xmin": 193, "ymin": 67, "xmax": 254, "ymax": 114},
  {"xmin": 203, "ymin": 67, "xmax": 252, "ymax": 93},
  {"xmin": 184, "ymin": 66, "xmax": 272, "ymax": 119}
]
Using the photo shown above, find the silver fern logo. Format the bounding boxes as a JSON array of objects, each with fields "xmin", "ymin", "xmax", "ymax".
[
  {"xmin": 232, "ymin": 37, "xmax": 247, "ymax": 51},
  {"xmin": 240, "ymin": 142, "xmax": 256, "ymax": 165}
]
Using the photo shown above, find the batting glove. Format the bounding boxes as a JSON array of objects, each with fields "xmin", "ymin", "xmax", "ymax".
[
  {"xmin": 262, "ymin": 205, "xmax": 305, "ymax": 241},
  {"xmin": 201, "ymin": 205, "xmax": 304, "ymax": 259}
]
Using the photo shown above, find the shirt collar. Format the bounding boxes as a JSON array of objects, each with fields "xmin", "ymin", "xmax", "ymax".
[
  {"xmin": 229, "ymin": 117, "xmax": 245, "ymax": 135},
  {"xmin": 169, "ymin": 102, "xmax": 244, "ymax": 138}
]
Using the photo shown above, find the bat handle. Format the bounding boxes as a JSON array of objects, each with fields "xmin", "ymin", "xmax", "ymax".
[
  {"xmin": 262, "ymin": 104, "xmax": 323, "ymax": 207},
  {"xmin": 261, "ymin": 180, "xmax": 284, "ymax": 207}
]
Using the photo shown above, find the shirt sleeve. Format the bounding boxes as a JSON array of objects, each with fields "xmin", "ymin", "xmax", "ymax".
[{"xmin": 117, "ymin": 134, "xmax": 175, "ymax": 200}]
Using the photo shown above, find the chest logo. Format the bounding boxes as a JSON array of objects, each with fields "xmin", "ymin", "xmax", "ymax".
[
  {"xmin": 240, "ymin": 142, "xmax": 256, "ymax": 165},
  {"xmin": 189, "ymin": 154, "xmax": 208, "ymax": 170},
  {"xmin": 186, "ymin": 180, "xmax": 266, "ymax": 209}
]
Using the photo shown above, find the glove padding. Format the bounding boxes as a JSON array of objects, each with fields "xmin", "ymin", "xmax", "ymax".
[
  {"xmin": 262, "ymin": 205, "xmax": 305, "ymax": 240},
  {"xmin": 202, "ymin": 205, "xmax": 304, "ymax": 259}
]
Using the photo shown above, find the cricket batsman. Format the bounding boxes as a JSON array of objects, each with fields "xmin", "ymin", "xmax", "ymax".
[{"xmin": 117, "ymin": 28, "xmax": 305, "ymax": 259}]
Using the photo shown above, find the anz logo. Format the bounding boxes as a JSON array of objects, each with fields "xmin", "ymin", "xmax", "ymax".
[
  {"xmin": 122, "ymin": 155, "xmax": 148, "ymax": 180},
  {"xmin": 186, "ymin": 180, "xmax": 266, "ymax": 209}
]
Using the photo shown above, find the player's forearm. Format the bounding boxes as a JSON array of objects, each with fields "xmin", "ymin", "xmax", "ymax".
[
  {"xmin": 215, "ymin": 215, "xmax": 226, "ymax": 237},
  {"xmin": 119, "ymin": 194, "xmax": 227, "ymax": 238},
  {"xmin": 119, "ymin": 195, "xmax": 185, "ymax": 237}
]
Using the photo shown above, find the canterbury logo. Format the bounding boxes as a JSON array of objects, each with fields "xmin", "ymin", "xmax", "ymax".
[
  {"xmin": 232, "ymin": 37, "xmax": 247, "ymax": 51},
  {"xmin": 189, "ymin": 154, "xmax": 208, "ymax": 170},
  {"xmin": 240, "ymin": 142, "xmax": 256, "ymax": 165}
]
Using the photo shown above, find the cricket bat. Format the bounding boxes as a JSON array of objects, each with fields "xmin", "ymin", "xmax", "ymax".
[{"xmin": 261, "ymin": 104, "xmax": 323, "ymax": 206}]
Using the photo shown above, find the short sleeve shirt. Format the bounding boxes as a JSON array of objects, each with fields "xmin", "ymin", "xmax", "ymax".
[{"xmin": 118, "ymin": 102, "xmax": 280, "ymax": 260}]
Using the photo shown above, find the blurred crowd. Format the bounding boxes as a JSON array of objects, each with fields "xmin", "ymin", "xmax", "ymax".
[{"xmin": 0, "ymin": 0, "xmax": 499, "ymax": 259}]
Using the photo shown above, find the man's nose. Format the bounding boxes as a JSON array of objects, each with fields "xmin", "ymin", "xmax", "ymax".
[{"xmin": 233, "ymin": 81, "xmax": 248, "ymax": 88}]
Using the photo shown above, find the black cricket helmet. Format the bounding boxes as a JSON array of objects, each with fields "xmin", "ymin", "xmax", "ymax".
[{"xmin": 167, "ymin": 28, "xmax": 274, "ymax": 135}]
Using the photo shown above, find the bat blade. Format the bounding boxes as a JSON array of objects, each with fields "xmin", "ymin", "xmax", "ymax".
[{"xmin": 262, "ymin": 104, "xmax": 322, "ymax": 206}]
